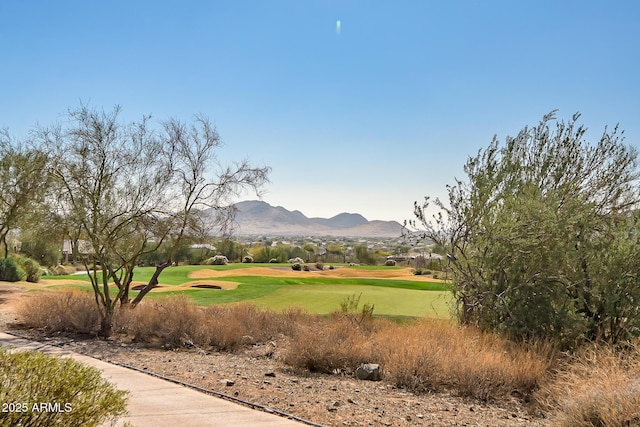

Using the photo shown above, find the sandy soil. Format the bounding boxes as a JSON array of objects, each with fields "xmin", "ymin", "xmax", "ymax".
[
  {"xmin": 188, "ymin": 266, "xmax": 447, "ymax": 282},
  {"xmin": 0, "ymin": 281, "xmax": 550, "ymax": 427}
]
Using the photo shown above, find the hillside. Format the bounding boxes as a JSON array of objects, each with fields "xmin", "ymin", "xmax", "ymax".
[{"xmin": 222, "ymin": 200, "xmax": 403, "ymax": 237}]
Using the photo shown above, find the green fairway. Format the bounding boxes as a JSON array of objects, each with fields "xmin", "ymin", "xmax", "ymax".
[
  {"xmin": 252, "ymin": 285, "xmax": 451, "ymax": 318},
  {"xmin": 40, "ymin": 264, "xmax": 452, "ymax": 318}
]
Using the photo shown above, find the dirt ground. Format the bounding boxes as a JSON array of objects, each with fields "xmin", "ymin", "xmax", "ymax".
[{"xmin": 0, "ymin": 281, "xmax": 551, "ymax": 427}]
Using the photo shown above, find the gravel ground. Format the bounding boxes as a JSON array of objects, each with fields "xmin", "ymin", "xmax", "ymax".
[{"xmin": 0, "ymin": 283, "xmax": 551, "ymax": 427}]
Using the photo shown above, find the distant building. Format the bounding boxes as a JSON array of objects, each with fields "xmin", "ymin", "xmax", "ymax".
[{"xmin": 62, "ymin": 240, "xmax": 94, "ymax": 263}]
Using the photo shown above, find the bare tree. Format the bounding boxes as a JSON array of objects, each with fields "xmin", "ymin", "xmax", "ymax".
[{"xmin": 42, "ymin": 105, "xmax": 269, "ymax": 337}]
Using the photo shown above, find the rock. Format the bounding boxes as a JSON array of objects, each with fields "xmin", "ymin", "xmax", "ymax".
[
  {"xmin": 221, "ymin": 379, "xmax": 235, "ymax": 386},
  {"xmin": 355, "ymin": 363, "xmax": 382, "ymax": 381},
  {"xmin": 265, "ymin": 371, "xmax": 276, "ymax": 377}
]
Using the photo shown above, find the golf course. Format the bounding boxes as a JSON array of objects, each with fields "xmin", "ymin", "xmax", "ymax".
[{"xmin": 39, "ymin": 264, "xmax": 451, "ymax": 319}]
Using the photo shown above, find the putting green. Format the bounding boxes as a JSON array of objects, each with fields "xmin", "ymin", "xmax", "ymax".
[{"xmin": 252, "ymin": 284, "xmax": 451, "ymax": 319}]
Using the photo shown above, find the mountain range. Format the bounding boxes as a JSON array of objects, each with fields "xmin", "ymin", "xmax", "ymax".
[{"xmin": 226, "ymin": 200, "xmax": 403, "ymax": 238}]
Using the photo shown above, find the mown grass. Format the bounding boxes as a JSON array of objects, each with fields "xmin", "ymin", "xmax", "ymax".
[
  {"xmin": 39, "ymin": 265, "xmax": 449, "ymax": 317},
  {"xmin": 252, "ymin": 285, "xmax": 451, "ymax": 317}
]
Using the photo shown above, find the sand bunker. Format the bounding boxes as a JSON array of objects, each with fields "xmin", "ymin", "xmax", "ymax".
[
  {"xmin": 188, "ymin": 266, "xmax": 446, "ymax": 282},
  {"xmin": 37, "ymin": 278, "xmax": 240, "ymax": 292}
]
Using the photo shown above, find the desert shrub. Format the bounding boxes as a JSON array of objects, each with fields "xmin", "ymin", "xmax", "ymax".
[
  {"xmin": 13, "ymin": 255, "xmax": 42, "ymax": 283},
  {"xmin": 413, "ymin": 268, "xmax": 423, "ymax": 275},
  {"xmin": 0, "ymin": 257, "xmax": 26, "ymax": 282},
  {"xmin": 291, "ymin": 262, "xmax": 302, "ymax": 271},
  {"xmin": 116, "ymin": 296, "xmax": 204, "ymax": 348},
  {"xmin": 384, "ymin": 259, "xmax": 397, "ymax": 266},
  {"xmin": 329, "ymin": 265, "xmax": 335, "ymax": 270},
  {"xmin": 200, "ymin": 303, "xmax": 297, "ymax": 350},
  {"xmin": 424, "ymin": 270, "xmax": 432, "ymax": 275},
  {"xmin": 243, "ymin": 255, "xmax": 253, "ymax": 263},
  {"xmin": 51, "ymin": 264, "xmax": 78, "ymax": 276},
  {"xmin": 16, "ymin": 291, "xmax": 101, "ymax": 333},
  {"xmin": 208, "ymin": 255, "xmax": 228, "ymax": 265},
  {"xmin": 537, "ymin": 344, "xmax": 640, "ymax": 427},
  {"xmin": 339, "ymin": 293, "xmax": 374, "ymax": 330},
  {"xmin": 18, "ymin": 239, "xmax": 60, "ymax": 268},
  {"xmin": 0, "ymin": 347, "xmax": 128, "ymax": 427},
  {"xmin": 118, "ymin": 298, "xmax": 302, "ymax": 351},
  {"xmin": 315, "ymin": 261, "xmax": 324, "ymax": 270},
  {"xmin": 284, "ymin": 315, "xmax": 377, "ymax": 374},
  {"xmin": 379, "ymin": 320, "xmax": 552, "ymax": 401}
]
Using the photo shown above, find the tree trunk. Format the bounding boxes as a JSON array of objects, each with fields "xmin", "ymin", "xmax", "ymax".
[
  {"xmin": 99, "ymin": 309, "xmax": 114, "ymax": 338},
  {"xmin": 130, "ymin": 261, "xmax": 172, "ymax": 306}
]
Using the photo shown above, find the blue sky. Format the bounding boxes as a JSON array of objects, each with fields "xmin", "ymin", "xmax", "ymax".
[{"xmin": 1, "ymin": 1, "xmax": 639, "ymax": 222}]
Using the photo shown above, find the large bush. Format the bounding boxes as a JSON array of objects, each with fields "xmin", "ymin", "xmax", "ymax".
[
  {"xmin": 0, "ymin": 257, "xmax": 26, "ymax": 282},
  {"xmin": 13, "ymin": 255, "xmax": 42, "ymax": 283},
  {"xmin": 410, "ymin": 112, "xmax": 640, "ymax": 348},
  {"xmin": 0, "ymin": 347, "xmax": 128, "ymax": 427}
]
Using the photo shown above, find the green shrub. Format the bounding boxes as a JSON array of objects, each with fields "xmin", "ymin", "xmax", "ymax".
[
  {"xmin": 413, "ymin": 268, "xmax": 423, "ymax": 276},
  {"xmin": 14, "ymin": 256, "xmax": 42, "ymax": 283},
  {"xmin": 0, "ymin": 257, "xmax": 26, "ymax": 282},
  {"xmin": 0, "ymin": 348, "xmax": 128, "ymax": 427}
]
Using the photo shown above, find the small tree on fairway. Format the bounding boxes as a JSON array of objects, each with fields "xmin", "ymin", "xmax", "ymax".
[
  {"xmin": 407, "ymin": 111, "xmax": 640, "ymax": 347},
  {"xmin": 42, "ymin": 105, "xmax": 269, "ymax": 337}
]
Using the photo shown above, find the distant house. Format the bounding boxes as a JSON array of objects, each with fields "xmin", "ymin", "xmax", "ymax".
[
  {"xmin": 62, "ymin": 240, "xmax": 94, "ymax": 263},
  {"xmin": 189, "ymin": 243, "xmax": 217, "ymax": 251}
]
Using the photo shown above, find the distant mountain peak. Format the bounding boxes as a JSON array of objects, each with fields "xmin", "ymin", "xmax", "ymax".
[{"xmin": 222, "ymin": 200, "xmax": 401, "ymax": 237}]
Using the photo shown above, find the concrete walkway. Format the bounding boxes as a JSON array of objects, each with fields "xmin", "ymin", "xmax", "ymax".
[{"xmin": 0, "ymin": 332, "xmax": 305, "ymax": 426}]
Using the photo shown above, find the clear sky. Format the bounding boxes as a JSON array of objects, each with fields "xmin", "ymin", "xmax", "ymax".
[{"xmin": 1, "ymin": 1, "xmax": 639, "ymax": 222}]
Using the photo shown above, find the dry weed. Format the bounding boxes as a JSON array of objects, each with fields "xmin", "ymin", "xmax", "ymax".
[
  {"xmin": 378, "ymin": 320, "xmax": 552, "ymax": 401},
  {"xmin": 15, "ymin": 290, "xmax": 100, "ymax": 333},
  {"xmin": 537, "ymin": 344, "xmax": 640, "ymax": 427},
  {"xmin": 284, "ymin": 314, "xmax": 378, "ymax": 373}
]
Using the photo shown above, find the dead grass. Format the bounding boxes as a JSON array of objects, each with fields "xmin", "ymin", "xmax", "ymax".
[
  {"xmin": 537, "ymin": 344, "xmax": 640, "ymax": 426},
  {"xmin": 115, "ymin": 297, "xmax": 311, "ymax": 350},
  {"xmin": 283, "ymin": 314, "xmax": 552, "ymax": 401},
  {"xmin": 15, "ymin": 290, "xmax": 101, "ymax": 334},
  {"xmin": 377, "ymin": 320, "xmax": 553, "ymax": 401},
  {"xmin": 21, "ymin": 290, "xmax": 640, "ymax": 417},
  {"xmin": 283, "ymin": 313, "xmax": 382, "ymax": 374}
]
